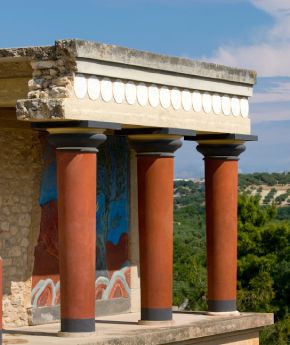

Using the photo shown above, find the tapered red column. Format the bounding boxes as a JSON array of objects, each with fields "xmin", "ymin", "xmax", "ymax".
[
  {"xmin": 131, "ymin": 139, "xmax": 182, "ymax": 323},
  {"xmin": 197, "ymin": 143, "xmax": 245, "ymax": 314},
  {"xmin": 49, "ymin": 133, "xmax": 106, "ymax": 335}
]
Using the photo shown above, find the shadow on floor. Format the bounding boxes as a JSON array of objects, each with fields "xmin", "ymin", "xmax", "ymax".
[
  {"xmin": 172, "ymin": 311, "xmax": 208, "ymax": 315},
  {"xmin": 4, "ymin": 329, "xmax": 57, "ymax": 337},
  {"xmin": 95, "ymin": 320, "xmax": 137, "ymax": 325}
]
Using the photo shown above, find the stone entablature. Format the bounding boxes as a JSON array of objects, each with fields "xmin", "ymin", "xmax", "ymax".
[
  {"xmin": 0, "ymin": 39, "xmax": 255, "ymax": 135},
  {"xmin": 73, "ymin": 74, "xmax": 250, "ymax": 118}
]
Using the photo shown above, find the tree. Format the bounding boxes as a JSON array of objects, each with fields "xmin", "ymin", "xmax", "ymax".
[
  {"xmin": 237, "ymin": 194, "xmax": 290, "ymax": 343},
  {"xmin": 173, "ymin": 184, "xmax": 206, "ymax": 311},
  {"xmin": 173, "ymin": 184, "xmax": 290, "ymax": 344}
]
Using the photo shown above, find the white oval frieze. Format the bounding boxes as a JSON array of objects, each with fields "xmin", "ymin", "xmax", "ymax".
[
  {"xmin": 101, "ymin": 78, "xmax": 113, "ymax": 102},
  {"xmin": 192, "ymin": 91, "xmax": 202, "ymax": 112},
  {"xmin": 148, "ymin": 84, "xmax": 159, "ymax": 108},
  {"xmin": 222, "ymin": 95, "xmax": 231, "ymax": 115},
  {"xmin": 74, "ymin": 74, "xmax": 87, "ymax": 99},
  {"xmin": 125, "ymin": 81, "xmax": 137, "ymax": 105},
  {"xmin": 160, "ymin": 86, "xmax": 171, "ymax": 109},
  {"xmin": 212, "ymin": 94, "xmax": 222, "ymax": 115},
  {"xmin": 171, "ymin": 88, "xmax": 181, "ymax": 110},
  {"xmin": 83, "ymin": 75, "xmax": 249, "ymax": 120},
  {"xmin": 202, "ymin": 93, "xmax": 212, "ymax": 114},
  {"xmin": 113, "ymin": 79, "xmax": 125, "ymax": 104},
  {"xmin": 231, "ymin": 97, "xmax": 240, "ymax": 116},
  {"xmin": 87, "ymin": 75, "xmax": 100, "ymax": 101},
  {"xmin": 240, "ymin": 98, "xmax": 249, "ymax": 118},
  {"xmin": 182, "ymin": 90, "xmax": 192, "ymax": 111},
  {"xmin": 137, "ymin": 83, "xmax": 148, "ymax": 106}
]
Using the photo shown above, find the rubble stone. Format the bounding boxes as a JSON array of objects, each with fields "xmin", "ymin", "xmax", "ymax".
[{"xmin": 0, "ymin": 129, "xmax": 42, "ymax": 327}]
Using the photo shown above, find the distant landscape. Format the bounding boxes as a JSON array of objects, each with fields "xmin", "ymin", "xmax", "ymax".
[{"xmin": 173, "ymin": 172, "xmax": 290, "ymax": 345}]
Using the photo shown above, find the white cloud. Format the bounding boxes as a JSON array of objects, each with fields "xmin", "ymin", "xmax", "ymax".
[
  {"xmin": 211, "ymin": 44, "xmax": 290, "ymax": 76},
  {"xmin": 203, "ymin": 0, "xmax": 290, "ymax": 77},
  {"xmin": 251, "ymin": 0, "xmax": 290, "ymax": 18},
  {"xmin": 251, "ymin": 108, "xmax": 290, "ymax": 123},
  {"xmin": 251, "ymin": 0, "xmax": 290, "ymax": 43},
  {"xmin": 252, "ymin": 81, "xmax": 290, "ymax": 103}
]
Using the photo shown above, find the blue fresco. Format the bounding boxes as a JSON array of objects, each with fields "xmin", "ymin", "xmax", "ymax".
[
  {"xmin": 107, "ymin": 199, "xmax": 129, "ymax": 245},
  {"xmin": 39, "ymin": 140, "xmax": 58, "ymax": 206},
  {"xmin": 96, "ymin": 136, "xmax": 130, "ymax": 272},
  {"xmin": 39, "ymin": 135, "xmax": 130, "ymax": 273},
  {"xmin": 39, "ymin": 159, "xmax": 57, "ymax": 206}
]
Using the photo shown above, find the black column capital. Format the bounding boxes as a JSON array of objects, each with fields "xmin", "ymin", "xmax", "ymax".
[
  {"xmin": 130, "ymin": 139, "xmax": 182, "ymax": 157},
  {"xmin": 196, "ymin": 143, "xmax": 246, "ymax": 160},
  {"xmin": 48, "ymin": 133, "xmax": 106, "ymax": 153}
]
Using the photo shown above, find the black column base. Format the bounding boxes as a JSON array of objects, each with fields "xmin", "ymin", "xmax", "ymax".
[
  {"xmin": 141, "ymin": 308, "xmax": 172, "ymax": 321},
  {"xmin": 208, "ymin": 300, "xmax": 237, "ymax": 312},
  {"xmin": 61, "ymin": 318, "xmax": 95, "ymax": 333}
]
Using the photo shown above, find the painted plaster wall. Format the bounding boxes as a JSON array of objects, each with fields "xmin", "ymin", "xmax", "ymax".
[
  {"xmin": 31, "ymin": 136, "xmax": 131, "ymax": 310},
  {"xmin": 0, "ymin": 128, "xmax": 42, "ymax": 327}
]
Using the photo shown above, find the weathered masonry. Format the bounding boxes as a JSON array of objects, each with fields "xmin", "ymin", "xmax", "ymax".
[{"xmin": 0, "ymin": 39, "xmax": 273, "ymax": 344}]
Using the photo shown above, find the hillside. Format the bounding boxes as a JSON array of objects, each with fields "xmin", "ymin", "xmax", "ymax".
[
  {"xmin": 175, "ymin": 172, "xmax": 290, "ymax": 207},
  {"xmin": 243, "ymin": 184, "xmax": 290, "ymax": 206},
  {"xmin": 239, "ymin": 172, "xmax": 290, "ymax": 206}
]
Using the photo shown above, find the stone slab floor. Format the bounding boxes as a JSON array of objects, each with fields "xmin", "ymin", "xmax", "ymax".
[{"xmin": 3, "ymin": 312, "xmax": 272, "ymax": 345}]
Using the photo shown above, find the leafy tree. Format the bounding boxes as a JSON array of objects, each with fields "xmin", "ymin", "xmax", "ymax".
[
  {"xmin": 276, "ymin": 206, "xmax": 290, "ymax": 220},
  {"xmin": 173, "ymin": 179, "xmax": 290, "ymax": 344},
  {"xmin": 275, "ymin": 193, "xmax": 289, "ymax": 205},
  {"xmin": 173, "ymin": 180, "xmax": 206, "ymax": 310},
  {"xmin": 237, "ymin": 194, "xmax": 290, "ymax": 343}
]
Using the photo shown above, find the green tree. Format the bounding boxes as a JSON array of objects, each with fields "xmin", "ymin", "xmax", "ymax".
[
  {"xmin": 237, "ymin": 194, "xmax": 290, "ymax": 343},
  {"xmin": 173, "ymin": 182, "xmax": 290, "ymax": 344},
  {"xmin": 173, "ymin": 182, "xmax": 206, "ymax": 311}
]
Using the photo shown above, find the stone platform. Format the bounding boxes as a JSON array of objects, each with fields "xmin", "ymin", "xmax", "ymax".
[{"xmin": 4, "ymin": 311, "xmax": 273, "ymax": 345}]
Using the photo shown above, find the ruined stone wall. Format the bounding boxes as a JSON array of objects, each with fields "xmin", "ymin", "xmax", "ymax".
[
  {"xmin": 17, "ymin": 40, "xmax": 76, "ymax": 120},
  {"xmin": 0, "ymin": 128, "xmax": 42, "ymax": 327}
]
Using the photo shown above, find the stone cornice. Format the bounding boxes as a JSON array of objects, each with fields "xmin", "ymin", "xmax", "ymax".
[
  {"xmin": 0, "ymin": 39, "xmax": 255, "ymax": 136},
  {"xmin": 0, "ymin": 39, "xmax": 256, "ymax": 85}
]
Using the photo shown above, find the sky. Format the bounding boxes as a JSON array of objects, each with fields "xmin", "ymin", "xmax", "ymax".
[{"xmin": 0, "ymin": 0, "xmax": 289, "ymax": 177}]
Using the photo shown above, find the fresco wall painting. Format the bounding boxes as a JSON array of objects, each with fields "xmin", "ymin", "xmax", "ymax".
[{"xmin": 31, "ymin": 136, "xmax": 130, "ymax": 308}]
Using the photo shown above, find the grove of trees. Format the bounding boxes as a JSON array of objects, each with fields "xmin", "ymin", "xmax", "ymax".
[
  {"xmin": 173, "ymin": 175, "xmax": 290, "ymax": 344},
  {"xmin": 239, "ymin": 172, "xmax": 290, "ymax": 188}
]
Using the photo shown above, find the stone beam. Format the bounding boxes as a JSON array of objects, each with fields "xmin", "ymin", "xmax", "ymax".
[{"xmin": 0, "ymin": 40, "xmax": 256, "ymax": 135}]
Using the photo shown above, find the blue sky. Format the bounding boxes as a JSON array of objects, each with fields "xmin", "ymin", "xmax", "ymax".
[{"xmin": 1, "ymin": 0, "xmax": 289, "ymax": 176}]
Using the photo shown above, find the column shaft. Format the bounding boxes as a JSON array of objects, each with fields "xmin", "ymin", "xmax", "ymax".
[
  {"xmin": 137, "ymin": 156, "xmax": 174, "ymax": 321},
  {"xmin": 57, "ymin": 151, "xmax": 96, "ymax": 332},
  {"xmin": 205, "ymin": 159, "xmax": 238, "ymax": 312}
]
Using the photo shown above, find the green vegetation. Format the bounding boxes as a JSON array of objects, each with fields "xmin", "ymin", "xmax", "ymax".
[
  {"xmin": 237, "ymin": 194, "xmax": 290, "ymax": 344},
  {"xmin": 173, "ymin": 179, "xmax": 207, "ymax": 311},
  {"xmin": 275, "ymin": 193, "xmax": 290, "ymax": 205},
  {"xmin": 277, "ymin": 207, "xmax": 290, "ymax": 220},
  {"xmin": 239, "ymin": 172, "xmax": 290, "ymax": 188},
  {"xmin": 173, "ymin": 174, "xmax": 290, "ymax": 345},
  {"xmin": 263, "ymin": 188, "xmax": 277, "ymax": 204}
]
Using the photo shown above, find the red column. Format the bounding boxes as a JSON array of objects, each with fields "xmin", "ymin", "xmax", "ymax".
[
  {"xmin": 197, "ymin": 143, "xmax": 245, "ymax": 314},
  {"xmin": 205, "ymin": 159, "xmax": 238, "ymax": 313},
  {"xmin": 132, "ymin": 139, "xmax": 181, "ymax": 323},
  {"xmin": 49, "ymin": 133, "xmax": 105, "ymax": 334},
  {"xmin": 138, "ymin": 156, "xmax": 174, "ymax": 322}
]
